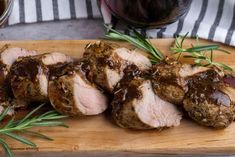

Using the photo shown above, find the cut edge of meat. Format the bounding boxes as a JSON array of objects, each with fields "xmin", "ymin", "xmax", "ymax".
[
  {"xmin": 41, "ymin": 52, "xmax": 73, "ymax": 65},
  {"xmin": 220, "ymin": 85, "xmax": 235, "ymax": 103},
  {"xmin": 112, "ymin": 77, "xmax": 182, "ymax": 129},
  {"xmin": 105, "ymin": 67, "xmax": 123, "ymax": 92},
  {"xmin": 48, "ymin": 69, "xmax": 108, "ymax": 116},
  {"xmin": 179, "ymin": 64, "xmax": 213, "ymax": 78},
  {"xmin": 115, "ymin": 48, "xmax": 152, "ymax": 70},
  {"xmin": 38, "ymin": 70, "xmax": 49, "ymax": 98},
  {"xmin": 10, "ymin": 52, "xmax": 74, "ymax": 103},
  {"xmin": 135, "ymin": 80, "xmax": 182, "ymax": 128},
  {"xmin": 73, "ymin": 73, "xmax": 108, "ymax": 115},
  {"xmin": 1, "ymin": 47, "xmax": 38, "ymax": 67}
]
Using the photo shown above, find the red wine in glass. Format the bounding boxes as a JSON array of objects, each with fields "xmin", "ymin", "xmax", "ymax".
[{"xmin": 103, "ymin": 0, "xmax": 192, "ymax": 28}]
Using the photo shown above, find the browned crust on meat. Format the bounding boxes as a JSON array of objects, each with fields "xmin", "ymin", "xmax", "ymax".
[
  {"xmin": 10, "ymin": 56, "xmax": 49, "ymax": 102},
  {"xmin": 83, "ymin": 42, "xmax": 126, "ymax": 92},
  {"xmin": 186, "ymin": 69, "xmax": 224, "ymax": 104},
  {"xmin": 184, "ymin": 69, "xmax": 235, "ymax": 128},
  {"xmin": 48, "ymin": 73, "xmax": 84, "ymax": 116},
  {"xmin": 11, "ymin": 76, "xmax": 47, "ymax": 102},
  {"xmin": 48, "ymin": 60, "xmax": 102, "ymax": 116},
  {"xmin": 49, "ymin": 60, "xmax": 95, "ymax": 86},
  {"xmin": 151, "ymin": 58, "xmax": 186, "ymax": 104},
  {"xmin": 184, "ymin": 97, "xmax": 235, "ymax": 128},
  {"xmin": 112, "ymin": 76, "xmax": 152, "ymax": 129}
]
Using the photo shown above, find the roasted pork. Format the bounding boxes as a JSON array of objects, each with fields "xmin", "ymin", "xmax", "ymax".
[
  {"xmin": 83, "ymin": 42, "xmax": 151, "ymax": 92},
  {"xmin": 183, "ymin": 69, "xmax": 235, "ymax": 128},
  {"xmin": 48, "ymin": 60, "xmax": 108, "ymax": 116},
  {"xmin": 151, "ymin": 58, "xmax": 212, "ymax": 104},
  {"xmin": 10, "ymin": 52, "xmax": 73, "ymax": 103},
  {"xmin": 112, "ymin": 65, "xmax": 182, "ymax": 129}
]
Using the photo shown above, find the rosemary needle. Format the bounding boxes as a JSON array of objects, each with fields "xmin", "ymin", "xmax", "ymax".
[
  {"xmin": 0, "ymin": 104, "xmax": 68, "ymax": 157},
  {"xmin": 105, "ymin": 26, "xmax": 232, "ymax": 71},
  {"xmin": 171, "ymin": 33, "xmax": 233, "ymax": 71}
]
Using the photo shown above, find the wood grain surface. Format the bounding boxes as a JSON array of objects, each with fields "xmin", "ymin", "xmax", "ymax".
[{"xmin": 0, "ymin": 39, "xmax": 235, "ymax": 157}]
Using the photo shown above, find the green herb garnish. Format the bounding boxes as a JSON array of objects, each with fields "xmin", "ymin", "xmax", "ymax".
[
  {"xmin": 171, "ymin": 33, "xmax": 233, "ymax": 71},
  {"xmin": 0, "ymin": 104, "xmax": 68, "ymax": 157},
  {"xmin": 104, "ymin": 26, "xmax": 232, "ymax": 71},
  {"xmin": 104, "ymin": 25, "xmax": 164, "ymax": 62}
]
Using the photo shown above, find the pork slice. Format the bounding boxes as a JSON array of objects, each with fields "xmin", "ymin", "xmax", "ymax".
[
  {"xmin": 183, "ymin": 69, "xmax": 235, "ymax": 128},
  {"xmin": 112, "ymin": 77, "xmax": 182, "ymax": 129},
  {"xmin": 48, "ymin": 61, "xmax": 108, "ymax": 116},
  {"xmin": 151, "ymin": 58, "xmax": 187, "ymax": 104},
  {"xmin": 151, "ymin": 58, "xmax": 221, "ymax": 104},
  {"xmin": 41, "ymin": 52, "xmax": 73, "ymax": 65},
  {"xmin": 1, "ymin": 48, "xmax": 38, "ymax": 66},
  {"xmin": 10, "ymin": 52, "xmax": 72, "ymax": 103},
  {"xmin": 114, "ymin": 48, "xmax": 151, "ymax": 70},
  {"xmin": 0, "ymin": 47, "xmax": 37, "ymax": 86},
  {"xmin": 179, "ymin": 64, "xmax": 211, "ymax": 78},
  {"xmin": 84, "ymin": 42, "xmax": 151, "ymax": 92},
  {"xmin": 0, "ymin": 47, "xmax": 38, "ymax": 108}
]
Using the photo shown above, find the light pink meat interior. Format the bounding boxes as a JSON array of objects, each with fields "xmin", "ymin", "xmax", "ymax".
[
  {"xmin": 1, "ymin": 47, "xmax": 37, "ymax": 66},
  {"xmin": 41, "ymin": 52, "xmax": 73, "ymax": 65},
  {"xmin": 134, "ymin": 80, "xmax": 182, "ymax": 127},
  {"xmin": 73, "ymin": 74, "xmax": 108, "ymax": 115},
  {"xmin": 115, "ymin": 48, "xmax": 152, "ymax": 70}
]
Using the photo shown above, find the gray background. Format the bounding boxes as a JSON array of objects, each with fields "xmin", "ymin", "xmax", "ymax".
[{"xmin": 0, "ymin": 19, "xmax": 105, "ymax": 40}]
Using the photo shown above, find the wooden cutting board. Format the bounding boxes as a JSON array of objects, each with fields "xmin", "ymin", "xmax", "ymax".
[{"xmin": 0, "ymin": 39, "xmax": 235, "ymax": 157}]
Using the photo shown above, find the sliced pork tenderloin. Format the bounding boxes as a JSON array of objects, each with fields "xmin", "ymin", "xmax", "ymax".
[
  {"xmin": 48, "ymin": 60, "xmax": 108, "ymax": 116},
  {"xmin": 83, "ymin": 41, "xmax": 151, "ymax": 92},
  {"xmin": 0, "ymin": 47, "xmax": 38, "ymax": 109},
  {"xmin": 10, "ymin": 52, "xmax": 73, "ymax": 103},
  {"xmin": 0, "ymin": 47, "xmax": 37, "ymax": 86},
  {"xmin": 183, "ymin": 69, "xmax": 235, "ymax": 128},
  {"xmin": 151, "ymin": 58, "xmax": 219, "ymax": 104},
  {"xmin": 112, "ymin": 65, "xmax": 182, "ymax": 129}
]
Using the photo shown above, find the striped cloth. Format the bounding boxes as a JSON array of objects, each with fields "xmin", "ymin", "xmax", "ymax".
[
  {"xmin": 100, "ymin": 0, "xmax": 235, "ymax": 46},
  {"xmin": 8, "ymin": 0, "xmax": 235, "ymax": 46},
  {"xmin": 8, "ymin": 0, "xmax": 102, "ymax": 25}
]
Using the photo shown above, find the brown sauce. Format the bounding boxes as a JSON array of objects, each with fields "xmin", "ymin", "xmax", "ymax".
[
  {"xmin": 112, "ymin": 65, "xmax": 143, "ymax": 111},
  {"xmin": 48, "ymin": 60, "xmax": 94, "ymax": 86},
  {"xmin": 112, "ymin": 78, "xmax": 143, "ymax": 115},
  {"xmin": 48, "ymin": 62, "xmax": 73, "ymax": 80},
  {"xmin": 10, "ymin": 58, "xmax": 46, "ymax": 82},
  {"xmin": 151, "ymin": 59, "xmax": 183, "ymax": 88},
  {"xmin": 187, "ymin": 70, "xmax": 230, "ymax": 106},
  {"xmin": 123, "ymin": 64, "xmax": 142, "ymax": 79},
  {"xmin": 96, "ymin": 56, "xmax": 118, "ymax": 69}
]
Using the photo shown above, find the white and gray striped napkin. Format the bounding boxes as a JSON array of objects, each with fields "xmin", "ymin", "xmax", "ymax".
[
  {"xmin": 100, "ymin": 0, "xmax": 235, "ymax": 46},
  {"xmin": 7, "ymin": 0, "xmax": 235, "ymax": 46},
  {"xmin": 8, "ymin": 0, "xmax": 102, "ymax": 25}
]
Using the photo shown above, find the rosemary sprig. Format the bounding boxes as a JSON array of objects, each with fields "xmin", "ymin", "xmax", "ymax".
[
  {"xmin": 171, "ymin": 33, "xmax": 233, "ymax": 71},
  {"xmin": 0, "ymin": 104, "xmax": 68, "ymax": 157},
  {"xmin": 104, "ymin": 25, "xmax": 164, "ymax": 62},
  {"xmin": 104, "ymin": 26, "xmax": 232, "ymax": 71}
]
